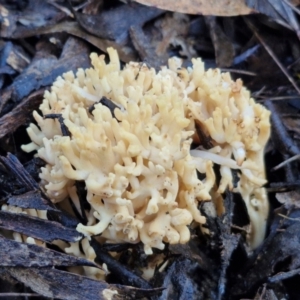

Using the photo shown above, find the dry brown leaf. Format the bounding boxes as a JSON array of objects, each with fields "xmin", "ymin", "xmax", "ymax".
[
  {"xmin": 276, "ymin": 190, "xmax": 300, "ymax": 208},
  {"xmin": 155, "ymin": 13, "xmax": 196, "ymax": 60},
  {"xmin": 133, "ymin": 0, "xmax": 253, "ymax": 16},
  {"xmin": 282, "ymin": 114, "xmax": 300, "ymax": 136},
  {"xmin": 204, "ymin": 16, "xmax": 235, "ymax": 67}
]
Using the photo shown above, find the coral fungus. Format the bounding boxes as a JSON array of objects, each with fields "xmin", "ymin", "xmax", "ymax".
[{"xmin": 22, "ymin": 48, "xmax": 271, "ymax": 253}]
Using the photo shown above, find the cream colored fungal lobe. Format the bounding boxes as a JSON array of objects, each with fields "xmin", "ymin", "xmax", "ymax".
[
  {"xmin": 102, "ymin": 289, "xmax": 118, "ymax": 300},
  {"xmin": 22, "ymin": 47, "xmax": 271, "ymax": 252}
]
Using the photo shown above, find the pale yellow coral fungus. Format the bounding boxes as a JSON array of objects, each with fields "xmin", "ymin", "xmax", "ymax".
[{"xmin": 22, "ymin": 47, "xmax": 271, "ymax": 253}]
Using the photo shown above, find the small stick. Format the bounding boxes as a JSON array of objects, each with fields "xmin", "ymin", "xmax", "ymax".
[
  {"xmin": 88, "ymin": 96, "xmax": 121, "ymax": 120},
  {"xmin": 268, "ymin": 180, "xmax": 300, "ymax": 192},
  {"xmin": 272, "ymin": 153, "xmax": 300, "ymax": 171},
  {"xmin": 257, "ymin": 95, "xmax": 300, "ymax": 101},
  {"xmin": 44, "ymin": 113, "xmax": 70, "ymax": 136},
  {"xmin": 246, "ymin": 19, "xmax": 300, "ymax": 95}
]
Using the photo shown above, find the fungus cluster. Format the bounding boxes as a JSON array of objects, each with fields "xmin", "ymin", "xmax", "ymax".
[{"xmin": 21, "ymin": 48, "xmax": 271, "ymax": 254}]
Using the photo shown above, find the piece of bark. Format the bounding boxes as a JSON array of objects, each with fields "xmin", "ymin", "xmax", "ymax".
[
  {"xmin": 0, "ymin": 211, "xmax": 82, "ymax": 243},
  {"xmin": 0, "ymin": 235, "xmax": 99, "ymax": 269},
  {"xmin": 7, "ymin": 190, "xmax": 58, "ymax": 212},
  {"xmin": 5, "ymin": 267, "xmax": 161, "ymax": 300},
  {"xmin": 0, "ymin": 153, "xmax": 39, "ymax": 191},
  {"xmin": 0, "ymin": 88, "xmax": 45, "ymax": 139}
]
